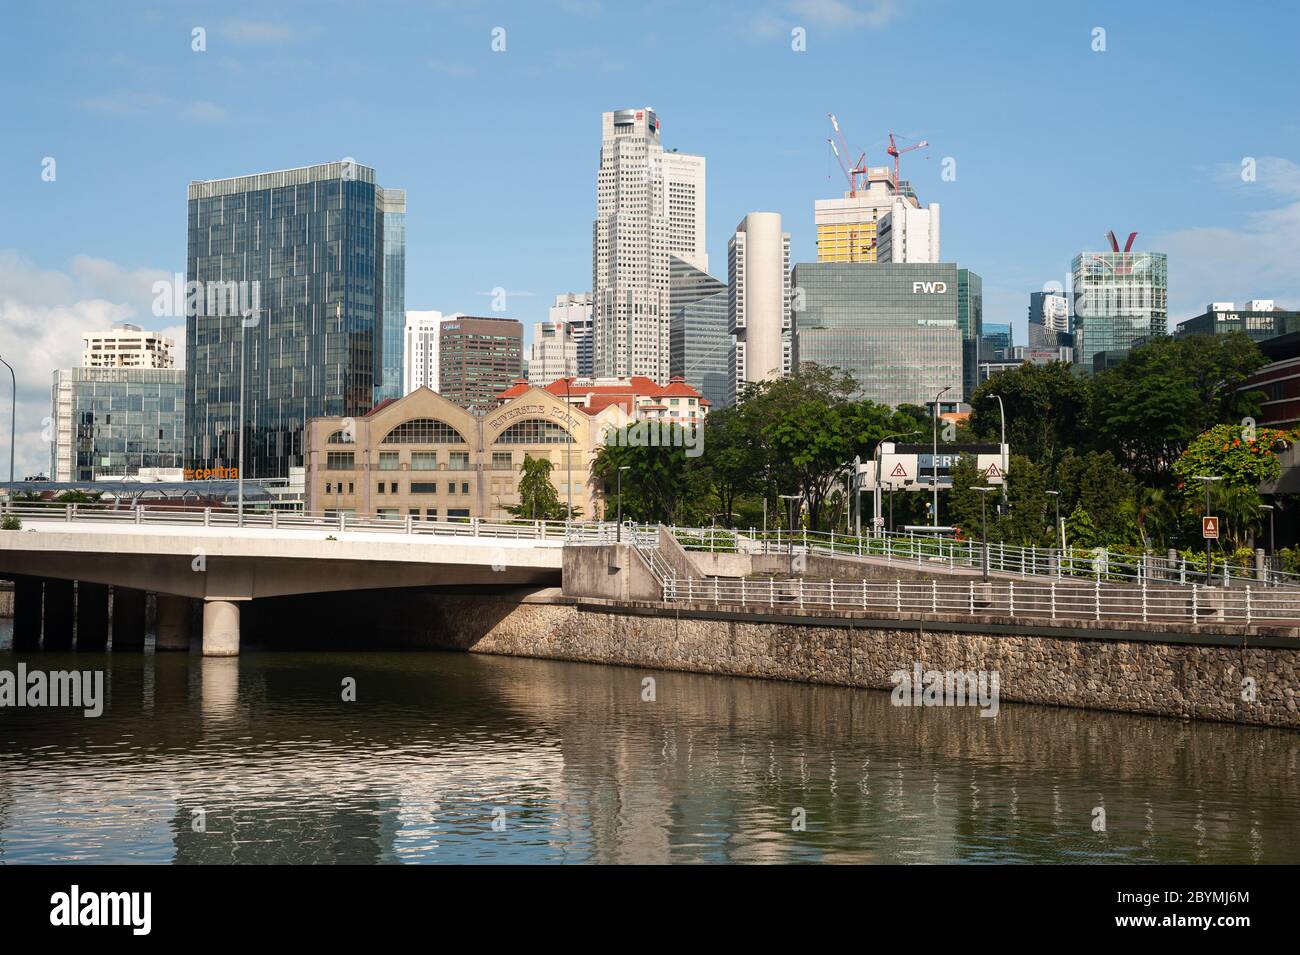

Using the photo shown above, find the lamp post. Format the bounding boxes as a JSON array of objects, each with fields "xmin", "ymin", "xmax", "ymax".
[
  {"xmin": 616, "ymin": 465, "xmax": 630, "ymax": 541},
  {"xmin": 987, "ymin": 392, "xmax": 1007, "ymax": 507},
  {"xmin": 1045, "ymin": 489, "xmax": 1061, "ymax": 562},
  {"xmin": 564, "ymin": 376, "xmax": 573, "ymax": 525},
  {"xmin": 236, "ymin": 314, "xmax": 249, "ymax": 527},
  {"xmin": 0, "ymin": 355, "xmax": 14, "ymax": 481},
  {"xmin": 973, "ymin": 486, "xmax": 995, "ymax": 578},
  {"xmin": 779, "ymin": 493, "xmax": 800, "ymax": 555},
  {"xmin": 932, "ymin": 385, "xmax": 953, "ymax": 528},
  {"xmin": 1253, "ymin": 501, "xmax": 1274, "ymax": 553},
  {"xmin": 873, "ymin": 429, "xmax": 919, "ymax": 536},
  {"xmin": 1192, "ymin": 474, "xmax": 1222, "ymax": 585}
]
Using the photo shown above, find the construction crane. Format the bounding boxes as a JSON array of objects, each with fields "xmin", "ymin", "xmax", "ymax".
[
  {"xmin": 886, "ymin": 132, "xmax": 929, "ymax": 188},
  {"xmin": 827, "ymin": 113, "xmax": 868, "ymax": 196}
]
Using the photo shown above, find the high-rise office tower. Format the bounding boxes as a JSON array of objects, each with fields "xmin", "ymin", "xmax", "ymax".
[
  {"xmin": 790, "ymin": 262, "xmax": 966, "ymax": 409},
  {"xmin": 728, "ymin": 213, "xmax": 791, "ymax": 404},
  {"xmin": 438, "ymin": 316, "xmax": 523, "ymax": 411},
  {"xmin": 51, "ymin": 367, "xmax": 184, "ymax": 481},
  {"xmin": 185, "ymin": 160, "xmax": 404, "ymax": 478},
  {"xmin": 815, "ymin": 167, "xmax": 939, "ymax": 264},
  {"xmin": 957, "ymin": 269, "xmax": 983, "ymax": 400},
  {"xmin": 376, "ymin": 189, "xmax": 407, "ymax": 403},
  {"xmin": 980, "ymin": 322, "xmax": 1013, "ymax": 361},
  {"xmin": 403, "ymin": 310, "xmax": 445, "ymax": 394},
  {"xmin": 669, "ymin": 255, "xmax": 730, "ymax": 409},
  {"xmin": 592, "ymin": 107, "xmax": 706, "ymax": 382},
  {"xmin": 1029, "ymin": 290, "xmax": 1070, "ymax": 338},
  {"xmin": 550, "ymin": 293, "xmax": 595, "ymax": 376},
  {"xmin": 82, "ymin": 324, "xmax": 175, "ymax": 369},
  {"xmin": 528, "ymin": 321, "xmax": 579, "ymax": 385},
  {"xmin": 1071, "ymin": 245, "xmax": 1167, "ymax": 374}
]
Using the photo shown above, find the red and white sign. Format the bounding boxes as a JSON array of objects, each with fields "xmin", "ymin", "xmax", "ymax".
[
  {"xmin": 984, "ymin": 462, "xmax": 1003, "ymax": 479},
  {"xmin": 1203, "ymin": 516, "xmax": 1219, "ymax": 539},
  {"xmin": 890, "ymin": 462, "xmax": 908, "ymax": 478}
]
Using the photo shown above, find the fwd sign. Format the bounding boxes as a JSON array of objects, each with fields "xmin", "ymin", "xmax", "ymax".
[{"xmin": 912, "ymin": 281, "xmax": 948, "ymax": 293}]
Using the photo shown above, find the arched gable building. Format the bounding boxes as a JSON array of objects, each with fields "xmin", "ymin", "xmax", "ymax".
[{"xmin": 305, "ymin": 386, "xmax": 608, "ymax": 521}]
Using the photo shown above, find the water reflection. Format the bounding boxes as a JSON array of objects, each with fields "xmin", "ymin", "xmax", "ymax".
[{"xmin": 0, "ymin": 633, "xmax": 1296, "ymax": 864}]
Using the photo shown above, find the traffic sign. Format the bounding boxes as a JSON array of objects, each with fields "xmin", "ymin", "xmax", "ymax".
[
  {"xmin": 890, "ymin": 462, "xmax": 908, "ymax": 478},
  {"xmin": 1203, "ymin": 516, "xmax": 1219, "ymax": 539},
  {"xmin": 984, "ymin": 462, "xmax": 1002, "ymax": 479}
]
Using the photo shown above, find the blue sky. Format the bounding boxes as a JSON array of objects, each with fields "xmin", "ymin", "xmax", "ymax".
[{"xmin": 2, "ymin": 0, "xmax": 1299, "ymax": 474}]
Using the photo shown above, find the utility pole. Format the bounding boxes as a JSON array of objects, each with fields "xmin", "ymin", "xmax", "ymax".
[
  {"xmin": 0, "ymin": 355, "xmax": 14, "ymax": 482},
  {"xmin": 988, "ymin": 392, "xmax": 1007, "ymax": 507},
  {"xmin": 973, "ymin": 486, "xmax": 995, "ymax": 578},
  {"xmin": 1192, "ymin": 475, "xmax": 1221, "ymax": 585},
  {"xmin": 616, "ymin": 465, "xmax": 630, "ymax": 542}
]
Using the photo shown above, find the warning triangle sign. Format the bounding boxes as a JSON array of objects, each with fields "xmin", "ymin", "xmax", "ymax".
[
  {"xmin": 890, "ymin": 462, "xmax": 908, "ymax": 478},
  {"xmin": 985, "ymin": 463, "xmax": 1002, "ymax": 478}
]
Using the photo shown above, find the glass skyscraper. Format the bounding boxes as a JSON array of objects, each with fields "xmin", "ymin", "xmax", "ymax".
[
  {"xmin": 186, "ymin": 161, "xmax": 404, "ymax": 478},
  {"xmin": 957, "ymin": 268, "xmax": 983, "ymax": 400},
  {"xmin": 791, "ymin": 262, "xmax": 967, "ymax": 409},
  {"xmin": 50, "ymin": 368, "xmax": 185, "ymax": 481},
  {"xmin": 1071, "ymin": 250, "xmax": 1167, "ymax": 374},
  {"xmin": 669, "ymin": 256, "xmax": 732, "ymax": 408},
  {"xmin": 377, "ymin": 189, "xmax": 406, "ymax": 403}
]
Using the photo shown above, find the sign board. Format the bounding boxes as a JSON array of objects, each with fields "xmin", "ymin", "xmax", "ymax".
[
  {"xmin": 871, "ymin": 445, "xmax": 1009, "ymax": 490},
  {"xmin": 1203, "ymin": 516, "xmax": 1219, "ymax": 540}
]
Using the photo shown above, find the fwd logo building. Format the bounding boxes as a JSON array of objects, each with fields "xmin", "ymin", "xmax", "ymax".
[{"xmin": 790, "ymin": 262, "xmax": 980, "ymax": 408}]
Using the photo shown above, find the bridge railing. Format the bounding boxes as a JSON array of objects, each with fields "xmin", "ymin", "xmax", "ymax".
[
  {"xmin": 662, "ymin": 525, "xmax": 1300, "ymax": 591},
  {"xmin": 662, "ymin": 575, "xmax": 1300, "ymax": 627}
]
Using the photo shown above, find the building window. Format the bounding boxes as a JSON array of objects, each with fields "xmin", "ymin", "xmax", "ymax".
[
  {"xmin": 377, "ymin": 481, "xmax": 385, "ymax": 494},
  {"xmin": 448, "ymin": 508, "xmax": 470, "ymax": 522},
  {"xmin": 348, "ymin": 483, "xmax": 354, "ymax": 494},
  {"xmin": 492, "ymin": 451, "xmax": 513, "ymax": 470},
  {"xmin": 425, "ymin": 508, "xmax": 438, "ymax": 519},
  {"xmin": 408, "ymin": 508, "xmax": 419, "ymax": 517},
  {"xmin": 327, "ymin": 429, "xmax": 354, "ymax": 444},
  {"xmin": 325, "ymin": 482, "xmax": 332, "ymax": 494},
  {"xmin": 389, "ymin": 482, "xmax": 398, "ymax": 494},
  {"xmin": 496, "ymin": 419, "xmax": 571, "ymax": 444},
  {"xmin": 461, "ymin": 482, "xmax": 469, "ymax": 494},
  {"xmin": 326, "ymin": 452, "xmax": 355, "ymax": 470},
  {"xmin": 448, "ymin": 451, "xmax": 470, "ymax": 470},
  {"xmin": 410, "ymin": 482, "xmax": 438, "ymax": 493},
  {"xmin": 378, "ymin": 451, "xmax": 399, "ymax": 470},
  {"xmin": 377, "ymin": 508, "xmax": 399, "ymax": 519},
  {"xmin": 410, "ymin": 451, "xmax": 437, "ymax": 470},
  {"xmin": 380, "ymin": 418, "xmax": 466, "ymax": 444}
]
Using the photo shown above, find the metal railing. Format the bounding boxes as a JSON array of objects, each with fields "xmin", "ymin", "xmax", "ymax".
[
  {"xmin": 663, "ymin": 525, "xmax": 1300, "ymax": 590},
  {"xmin": 662, "ymin": 575, "xmax": 1300, "ymax": 626}
]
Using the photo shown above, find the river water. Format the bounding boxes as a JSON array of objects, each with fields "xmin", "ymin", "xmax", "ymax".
[{"xmin": 1, "ymin": 632, "xmax": 1297, "ymax": 864}]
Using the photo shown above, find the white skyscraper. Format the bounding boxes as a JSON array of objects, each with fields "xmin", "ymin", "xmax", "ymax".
[
  {"xmin": 876, "ymin": 199, "xmax": 941, "ymax": 263},
  {"xmin": 593, "ymin": 107, "xmax": 706, "ymax": 382},
  {"xmin": 528, "ymin": 321, "xmax": 579, "ymax": 385},
  {"xmin": 728, "ymin": 213, "xmax": 791, "ymax": 404},
  {"xmin": 814, "ymin": 167, "xmax": 939, "ymax": 264},
  {"xmin": 403, "ymin": 311, "xmax": 446, "ymax": 394},
  {"xmin": 82, "ymin": 324, "xmax": 175, "ymax": 368},
  {"xmin": 550, "ymin": 292, "xmax": 595, "ymax": 376}
]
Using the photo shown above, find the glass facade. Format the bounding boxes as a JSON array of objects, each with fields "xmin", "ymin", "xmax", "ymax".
[
  {"xmin": 1071, "ymin": 251, "xmax": 1167, "ymax": 375},
  {"xmin": 669, "ymin": 256, "xmax": 732, "ymax": 409},
  {"xmin": 186, "ymin": 161, "xmax": 403, "ymax": 479},
  {"xmin": 50, "ymin": 368, "xmax": 184, "ymax": 481},
  {"xmin": 791, "ymin": 262, "xmax": 964, "ymax": 409},
  {"xmin": 376, "ymin": 190, "xmax": 406, "ymax": 403},
  {"xmin": 957, "ymin": 268, "xmax": 983, "ymax": 400}
]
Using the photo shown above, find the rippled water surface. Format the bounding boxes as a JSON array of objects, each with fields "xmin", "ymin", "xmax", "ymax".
[{"xmin": 1, "ymin": 630, "xmax": 1297, "ymax": 863}]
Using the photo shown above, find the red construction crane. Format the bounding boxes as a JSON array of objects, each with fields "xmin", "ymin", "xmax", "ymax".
[
  {"xmin": 887, "ymin": 132, "xmax": 929, "ymax": 187},
  {"xmin": 827, "ymin": 113, "xmax": 868, "ymax": 196}
]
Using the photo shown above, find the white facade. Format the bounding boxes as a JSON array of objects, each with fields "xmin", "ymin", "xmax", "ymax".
[
  {"xmin": 528, "ymin": 321, "xmax": 579, "ymax": 385},
  {"xmin": 550, "ymin": 292, "xmax": 595, "ymax": 376},
  {"xmin": 403, "ymin": 311, "xmax": 445, "ymax": 395},
  {"xmin": 82, "ymin": 324, "xmax": 175, "ymax": 368},
  {"xmin": 728, "ymin": 213, "xmax": 790, "ymax": 404},
  {"xmin": 592, "ymin": 107, "xmax": 706, "ymax": 382},
  {"xmin": 1040, "ymin": 292, "xmax": 1070, "ymax": 333},
  {"xmin": 876, "ymin": 200, "xmax": 941, "ymax": 263}
]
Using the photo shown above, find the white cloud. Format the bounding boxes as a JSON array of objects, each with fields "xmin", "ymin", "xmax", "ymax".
[
  {"xmin": 79, "ymin": 91, "xmax": 229, "ymax": 123},
  {"xmin": 1152, "ymin": 157, "xmax": 1300, "ymax": 320},
  {"xmin": 0, "ymin": 252, "xmax": 182, "ymax": 479},
  {"xmin": 220, "ymin": 19, "xmax": 297, "ymax": 44},
  {"xmin": 751, "ymin": 0, "xmax": 901, "ymax": 36}
]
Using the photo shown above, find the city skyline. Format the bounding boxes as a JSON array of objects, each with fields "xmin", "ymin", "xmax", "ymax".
[{"xmin": 2, "ymin": 0, "xmax": 1299, "ymax": 477}]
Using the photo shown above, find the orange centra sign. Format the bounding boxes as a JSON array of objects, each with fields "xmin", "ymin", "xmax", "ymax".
[{"xmin": 184, "ymin": 467, "xmax": 239, "ymax": 480}]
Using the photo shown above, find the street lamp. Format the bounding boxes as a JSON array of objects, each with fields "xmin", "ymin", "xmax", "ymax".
[
  {"xmin": 873, "ymin": 429, "xmax": 919, "ymax": 536},
  {"xmin": 564, "ymin": 376, "xmax": 573, "ymax": 524},
  {"xmin": 616, "ymin": 465, "xmax": 630, "ymax": 542},
  {"xmin": 1192, "ymin": 475, "xmax": 1222, "ymax": 585},
  {"xmin": 931, "ymin": 385, "xmax": 953, "ymax": 528},
  {"xmin": 972, "ymin": 486, "xmax": 995, "ymax": 578},
  {"xmin": 0, "ymin": 355, "xmax": 14, "ymax": 482},
  {"xmin": 1045, "ymin": 489, "xmax": 1061, "ymax": 548},
  {"xmin": 779, "ymin": 493, "xmax": 801, "ymax": 555},
  {"xmin": 1259, "ymin": 502, "xmax": 1275, "ymax": 554},
  {"xmin": 987, "ymin": 392, "xmax": 1007, "ymax": 506}
]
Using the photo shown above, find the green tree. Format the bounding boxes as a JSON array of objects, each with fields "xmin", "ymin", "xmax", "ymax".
[
  {"xmin": 504, "ymin": 455, "xmax": 574, "ymax": 521},
  {"xmin": 590, "ymin": 425, "xmax": 699, "ymax": 525},
  {"xmin": 1058, "ymin": 450, "xmax": 1141, "ymax": 547},
  {"xmin": 1089, "ymin": 333, "xmax": 1265, "ymax": 484},
  {"xmin": 995, "ymin": 454, "xmax": 1051, "ymax": 546},
  {"xmin": 969, "ymin": 361, "xmax": 1089, "ymax": 471}
]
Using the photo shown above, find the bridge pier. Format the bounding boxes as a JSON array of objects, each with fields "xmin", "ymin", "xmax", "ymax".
[
  {"xmin": 111, "ymin": 587, "xmax": 146, "ymax": 651},
  {"xmin": 42, "ymin": 578, "xmax": 75, "ymax": 651},
  {"xmin": 156, "ymin": 594, "xmax": 193, "ymax": 651},
  {"xmin": 12, "ymin": 575, "xmax": 42, "ymax": 651},
  {"xmin": 202, "ymin": 600, "xmax": 240, "ymax": 657},
  {"xmin": 76, "ymin": 582, "xmax": 109, "ymax": 650}
]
